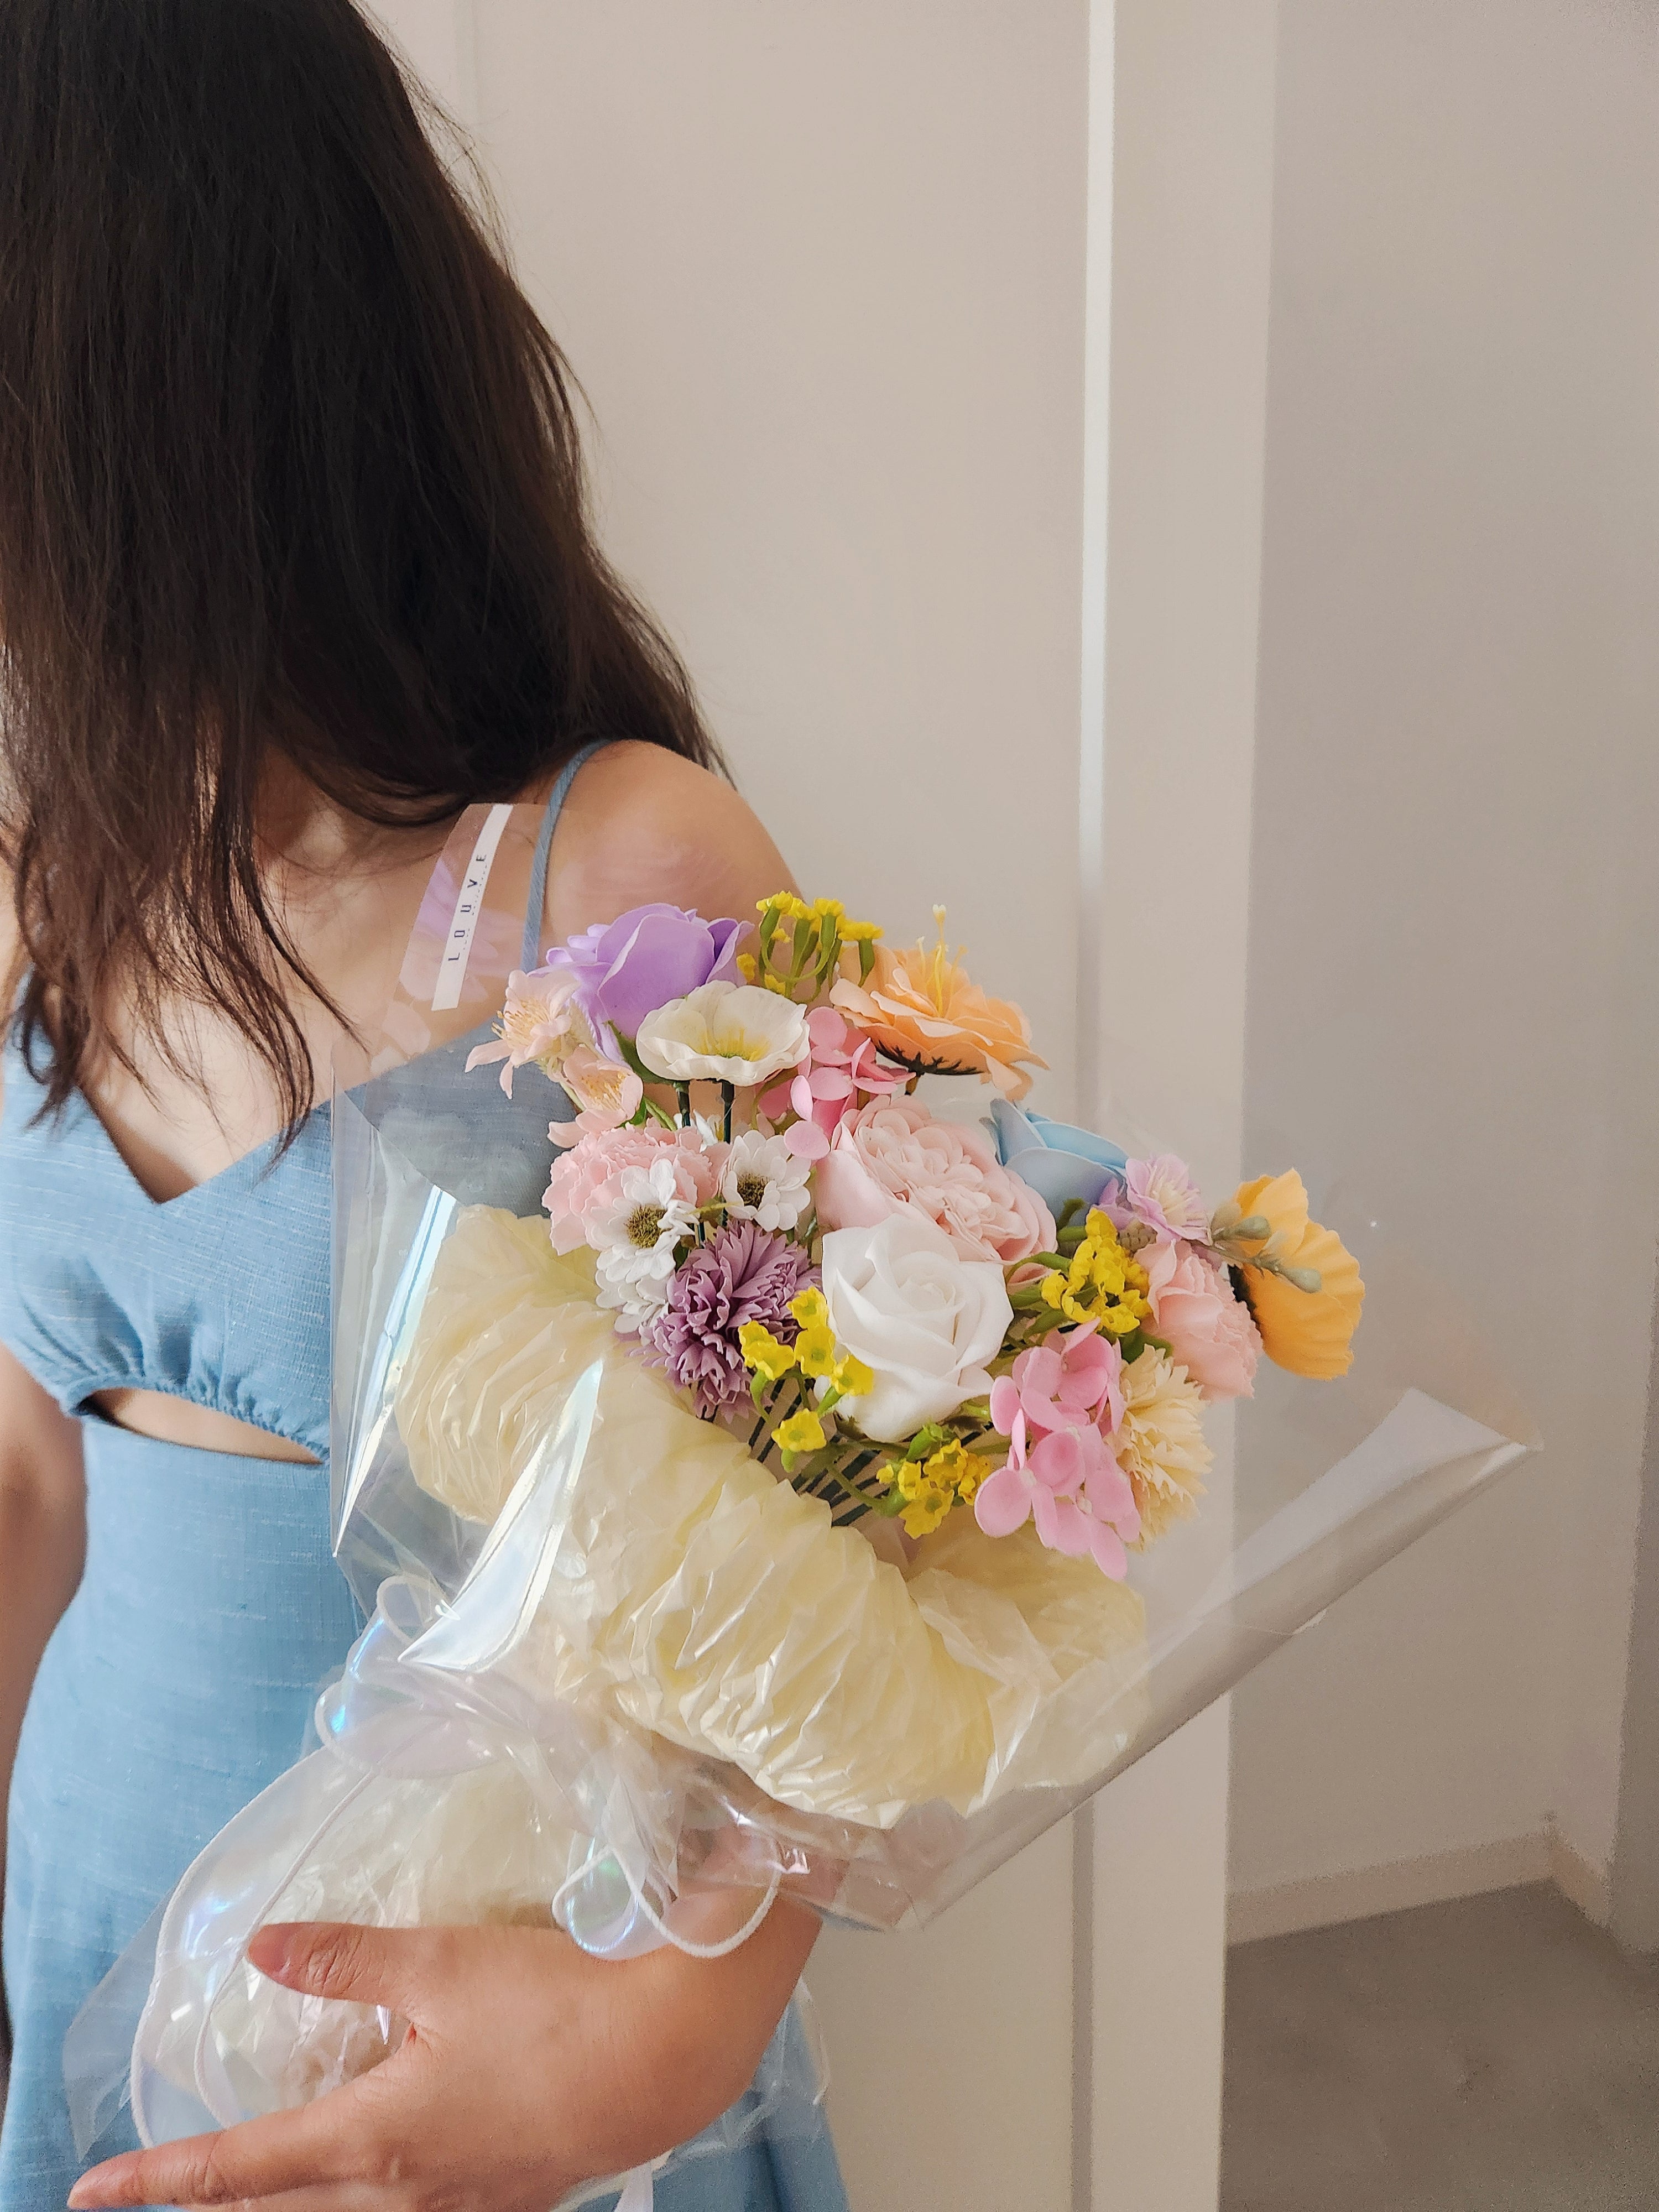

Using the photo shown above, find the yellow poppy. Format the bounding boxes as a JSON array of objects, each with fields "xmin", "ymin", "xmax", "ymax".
[{"xmin": 1230, "ymin": 1170, "xmax": 1364, "ymax": 1379}]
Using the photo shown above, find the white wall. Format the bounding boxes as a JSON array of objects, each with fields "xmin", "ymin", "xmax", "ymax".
[
  {"xmin": 1083, "ymin": 2, "xmax": 1277, "ymax": 2203},
  {"xmin": 1229, "ymin": 0, "xmax": 1659, "ymax": 1923},
  {"xmin": 449, "ymin": 8, "xmax": 1094, "ymax": 2207},
  {"xmin": 372, "ymin": 6, "xmax": 1295, "ymax": 2197}
]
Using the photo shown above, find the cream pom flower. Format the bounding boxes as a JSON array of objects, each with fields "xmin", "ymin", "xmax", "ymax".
[
  {"xmin": 636, "ymin": 981, "xmax": 812, "ymax": 1090},
  {"xmin": 1114, "ymin": 1348, "xmax": 1213, "ymax": 1545},
  {"xmin": 719, "ymin": 1129, "xmax": 813, "ymax": 1233}
]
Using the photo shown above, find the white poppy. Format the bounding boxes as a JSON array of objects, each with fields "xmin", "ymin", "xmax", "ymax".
[
  {"xmin": 719, "ymin": 1129, "xmax": 813, "ymax": 1233},
  {"xmin": 635, "ymin": 981, "xmax": 811, "ymax": 1090},
  {"xmin": 820, "ymin": 1213, "xmax": 1013, "ymax": 1443}
]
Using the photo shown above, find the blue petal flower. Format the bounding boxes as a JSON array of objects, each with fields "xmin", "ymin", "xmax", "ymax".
[{"xmin": 988, "ymin": 1099, "xmax": 1128, "ymax": 1217}]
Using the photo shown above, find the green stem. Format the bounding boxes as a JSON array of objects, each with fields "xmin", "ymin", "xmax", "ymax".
[
  {"xmin": 807, "ymin": 1444, "xmax": 882, "ymax": 1504},
  {"xmin": 719, "ymin": 1080, "xmax": 734, "ymax": 1142},
  {"xmin": 755, "ymin": 1376, "xmax": 805, "ymax": 1467},
  {"xmin": 674, "ymin": 1082, "xmax": 692, "ymax": 1126}
]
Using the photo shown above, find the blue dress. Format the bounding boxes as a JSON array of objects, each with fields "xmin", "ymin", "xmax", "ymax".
[{"xmin": 0, "ymin": 750, "xmax": 848, "ymax": 2212}]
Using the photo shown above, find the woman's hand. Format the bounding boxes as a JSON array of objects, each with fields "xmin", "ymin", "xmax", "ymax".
[{"xmin": 69, "ymin": 1900, "xmax": 820, "ymax": 2211}]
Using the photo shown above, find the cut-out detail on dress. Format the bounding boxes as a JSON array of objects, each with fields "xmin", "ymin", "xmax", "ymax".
[{"xmin": 88, "ymin": 1388, "xmax": 322, "ymax": 1465}]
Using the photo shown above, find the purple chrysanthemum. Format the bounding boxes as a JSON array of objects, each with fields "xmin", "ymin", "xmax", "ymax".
[{"xmin": 644, "ymin": 1223, "xmax": 819, "ymax": 1415}]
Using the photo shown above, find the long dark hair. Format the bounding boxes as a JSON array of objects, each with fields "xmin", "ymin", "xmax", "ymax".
[{"xmin": 0, "ymin": 0, "xmax": 719, "ymax": 1131}]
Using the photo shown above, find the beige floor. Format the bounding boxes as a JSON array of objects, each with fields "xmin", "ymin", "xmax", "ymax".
[{"xmin": 1222, "ymin": 1884, "xmax": 1659, "ymax": 2212}]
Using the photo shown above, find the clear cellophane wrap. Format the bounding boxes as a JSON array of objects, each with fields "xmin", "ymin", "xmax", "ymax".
[{"xmin": 74, "ymin": 805, "xmax": 1532, "ymax": 2203}]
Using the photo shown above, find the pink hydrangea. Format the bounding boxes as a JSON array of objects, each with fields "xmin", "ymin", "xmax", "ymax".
[
  {"xmin": 973, "ymin": 1399, "xmax": 1139, "ymax": 1580},
  {"xmin": 999, "ymin": 1326, "xmax": 1124, "ymax": 1438},
  {"xmin": 972, "ymin": 1328, "xmax": 1139, "ymax": 1578},
  {"xmin": 758, "ymin": 1006, "xmax": 906, "ymax": 1160},
  {"xmin": 812, "ymin": 1095, "xmax": 1056, "ymax": 1264},
  {"xmin": 1140, "ymin": 1237, "xmax": 1260, "ymax": 1401},
  {"xmin": 544, "ymin": 1124, "xmax": 724, "ymax": 1255}
]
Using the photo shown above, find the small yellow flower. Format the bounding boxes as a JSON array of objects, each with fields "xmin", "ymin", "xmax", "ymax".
[
  {"xmin": 839, "ymin": 918, "xmax": 883, "ymax": 943},
  {"xmin": 775, "ymin": 1410, "xmax": 828, "ymax": 1456},
  {"xmin": 1097, "ymin": 1302, "xmax": 1144, "ymax": 1338},
  {"xmin": 795, "ymin": 1323, "xmax": 840, "ymax": 1380},
  {"xmin": 925, "ymin": 1437, "xmax": 974, "ymax": 1496},
  {"xmin": 735, "ymin": 952, "xmax": 758, "ymax": 983},
  {"xmin": 887, "ymin": 1439, "xmax": 977, "ymax": 1536},
  {"xmin": 894, "ymin": 1457, "xmax": 954, "ymax": 1537},
  {"xmin": 739, "ymin": 1322, "xmax": 798, "ymax": 1383},
  {"xmin": 1040, "ymin": 1210, "xmax": 1151, "ymax": 1331},
  {"xmin": 790, "ymin": 1287, "xmax": 829, "ymax": 1331},
  {"xmin": 834, "ymin": 1352, "xmax": 875, "ymax": 1397}
]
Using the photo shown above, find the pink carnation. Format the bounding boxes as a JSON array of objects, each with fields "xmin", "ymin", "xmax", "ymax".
[
  {"xmin": 813, "ymin": 1095, "xmax": 1055, "ymax": 1264},
  {"xmin": 1141, "ymin": 1237, "xmax": 1260, "ymax": 1401},
  {"xmin": 1121, "ymin": 1154, "xmax": 1209, "ymax": 1243},
  {"xmin": 544, "ymin": 1124, "xmax": 723, "ymax": 1255}
]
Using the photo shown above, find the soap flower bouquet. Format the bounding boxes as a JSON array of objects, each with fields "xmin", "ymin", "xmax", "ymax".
[
  {"xmin": 101, "ymin": 862, "xmax": 1533, "ymax": 2201},
  {"xmin": 468, "ymin": 891, "xmax": 1366, "ymax": 1583}
]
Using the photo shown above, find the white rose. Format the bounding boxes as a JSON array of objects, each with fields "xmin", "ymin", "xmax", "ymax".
[
  {"xmin": 635, "ymin": 980, "xmax": 812, "ymax": 1089},
  {"xmin": 820, "ymin": 1214, "xmax": 1013, "ymax": 1444}
]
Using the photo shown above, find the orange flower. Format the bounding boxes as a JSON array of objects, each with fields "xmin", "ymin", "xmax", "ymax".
[
  {"xmin": 830, "ymin": 911, "xmax": 1046, "ymax": 1102},
  {"xmin": 1226, "ymin": 1171, "xmax": 1363, "ymax": 1379}
]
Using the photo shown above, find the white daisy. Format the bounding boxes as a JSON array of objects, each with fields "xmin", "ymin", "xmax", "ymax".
[
  {"xmin": 590, "ymin": 1158, "xmax": 698, "ymax": 1331},
  {"xmin": 719, "ymin": 1129, "xmax": 813, "ymax": 1234}
]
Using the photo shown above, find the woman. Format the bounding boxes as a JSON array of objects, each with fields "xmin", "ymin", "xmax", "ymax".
[{"xmin": 0, "ymin": 2, "xmax": 849, "ymax": 2207}]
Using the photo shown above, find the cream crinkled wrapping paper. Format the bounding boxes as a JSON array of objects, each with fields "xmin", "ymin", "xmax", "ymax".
[{"xmin": 394, "ymin": 1206, "xmax": 1151, "ymax": 1830}]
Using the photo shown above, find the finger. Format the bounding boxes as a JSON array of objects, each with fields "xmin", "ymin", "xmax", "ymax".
[
  {"xmin": 179, "ymin": 2188, "xmax": 392, "ymax": 2212},
  {"xmin": 247, "ymin": 1918, "xmax": 448, "ymax": 2013},
  {"xmin": 68, "ymin": 2083, "xmax": 391, "ymax": 2209}
]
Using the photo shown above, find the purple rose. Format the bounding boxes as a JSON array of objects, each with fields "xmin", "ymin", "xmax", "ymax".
[
  {"xmin": 644, "ymin": 1223, "xmax": 818, "ymax": 1416},
  {"xmin": 539, "ymin": 904, "xmax": 747, "ymax": 1043}
]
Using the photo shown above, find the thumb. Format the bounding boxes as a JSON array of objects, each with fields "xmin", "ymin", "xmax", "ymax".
[{"xmin": 248, "ymin": 1920, "xmax": 441, "ymax": 2015}]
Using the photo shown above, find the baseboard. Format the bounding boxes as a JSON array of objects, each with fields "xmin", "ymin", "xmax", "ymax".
[
  {"xmin": 1228, "ymin": 1832, "xmax": 1553, "ymax": 1945},
  {"xmin": 1550, "ymin": 1827, "xmax": 1614, "ymax": 1927}
]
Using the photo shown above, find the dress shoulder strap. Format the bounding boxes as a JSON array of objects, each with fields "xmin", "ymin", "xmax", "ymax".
[{"xmin": 521, "ymin": 739, "xmax": 612, "ymax": 969}]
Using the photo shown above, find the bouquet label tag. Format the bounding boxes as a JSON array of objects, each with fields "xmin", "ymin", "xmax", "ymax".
[{"xmin": 430, "ymin": 802, "xmax": 514, "ymax": 1011}]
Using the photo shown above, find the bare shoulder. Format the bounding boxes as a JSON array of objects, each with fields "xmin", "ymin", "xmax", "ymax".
[{"xmin": 544, "ymin": 741, "xmax": 796, "ymax": 940}]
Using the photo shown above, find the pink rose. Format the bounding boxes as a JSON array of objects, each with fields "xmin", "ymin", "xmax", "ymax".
[
  {"xmin": 544, "ymin": 1124, "xmax": 723, "ymax": 1254},
  {"xmin": 813, "ymin": 1095, "xmax": 1055, "ymax": 1263},
  {"xmin": 1141, "ymin": 1237, "xmax": 1260, "ymax": 1401}
]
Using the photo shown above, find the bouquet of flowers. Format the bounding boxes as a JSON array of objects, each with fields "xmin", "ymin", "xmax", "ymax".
[
  {"xmin": 472, "ymin": 890, "xmax": 1360, "ymax": 1588},
  {"xmin": 87, "ymin": 833, "xmax": 1526, "ymax": 2208}
]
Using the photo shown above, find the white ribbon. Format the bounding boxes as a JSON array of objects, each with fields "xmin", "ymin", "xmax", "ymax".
[
  {"xmin": 430, "ymin": 801, "xmax": 513, "ymax": 1011},
  {"xmin": 613, "ymin": 2163, "xmax": 662, "ymax": 2212}
]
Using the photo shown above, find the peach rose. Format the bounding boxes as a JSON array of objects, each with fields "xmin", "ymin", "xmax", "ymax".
[
  {"xmin": 1141, "ymin": 1237, "xmax": 1260, "ymax": 1401},
  {"xmin": 813, "ymin": 1095, "xmax": 1056, "ymax": 1264},
  {"xmin": 830, "ymin": 917, "xmax": 1045, "ymax": 1101}
]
